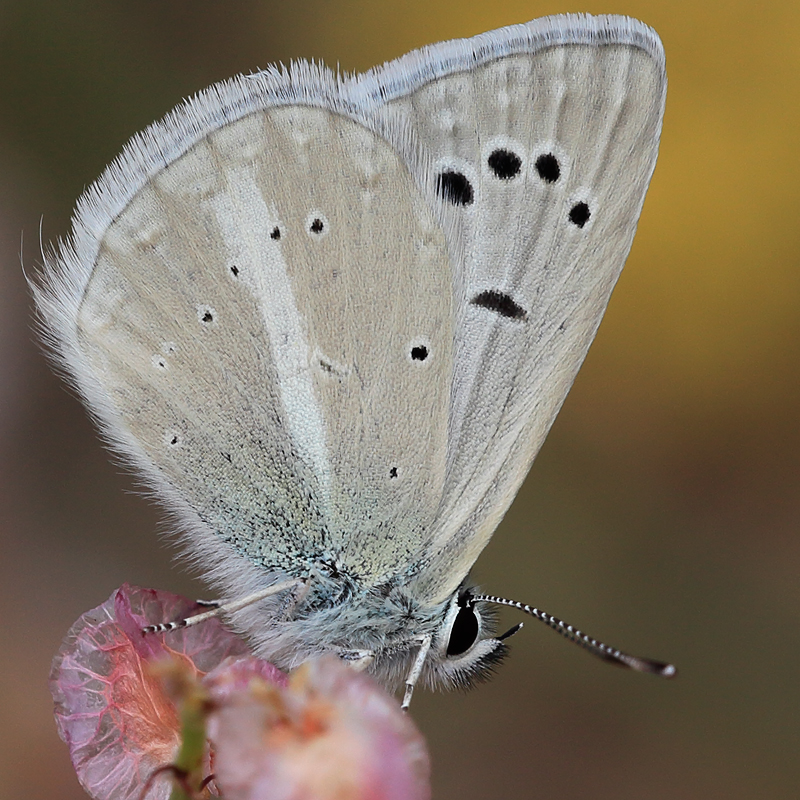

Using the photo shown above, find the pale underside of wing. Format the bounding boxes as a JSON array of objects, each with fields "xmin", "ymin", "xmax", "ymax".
[
  {"xmin": 45, "ymin": 106, "xmax": 454, "ymax": 585},
  {"xmin": 37, "ymin": 14, "xmax": 665, "ymax": 609},
  {"xmin": 354, "ymin": 15, "xmax": 666, "ymax": 602}
]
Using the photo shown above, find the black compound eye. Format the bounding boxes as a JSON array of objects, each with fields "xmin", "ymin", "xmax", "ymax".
[{"xmin": 446, "ymin": 604, "xmax": 480, "ymax": 656}]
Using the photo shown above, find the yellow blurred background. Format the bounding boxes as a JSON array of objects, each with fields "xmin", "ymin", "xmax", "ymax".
[{"xmin": 1, "ymin": 1, "xmax": 798, "ymax": 798}]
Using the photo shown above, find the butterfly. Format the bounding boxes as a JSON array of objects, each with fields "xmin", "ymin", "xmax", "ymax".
[{"xmin": 35, "ymin": 13, "xmax": 673, "ymax": 708}]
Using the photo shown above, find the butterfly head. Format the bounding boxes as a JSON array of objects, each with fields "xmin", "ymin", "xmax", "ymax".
[{"xmin": 422, "ymin": 586, "xmax": 521, "ymax": 690}]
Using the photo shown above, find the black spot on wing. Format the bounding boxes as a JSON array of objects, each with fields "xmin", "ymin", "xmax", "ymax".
[
  {"xmin": 410, "ymin": 344, "xmax": 429, "ymax": 361},
  {"xmin": 488, "ymin": 149, "xmax": 522, "ymax": 180},
  {"xmin": 471, "ymin": 290, "xmax": 527, "ymax": 320},
  {"xmin": 569, "ymin": 202, "xmax": 591, "ymax": 228},
  {"xmin": 436, "ymin": 170, "xmax": 474, "ymax": 205},
  {"xmin": 196, "ymin": 305, "xmax": 215, "ymax": 324},
  {"xmin": 535, "ymin": 153, "xmax": 561, "ymax": 183}
]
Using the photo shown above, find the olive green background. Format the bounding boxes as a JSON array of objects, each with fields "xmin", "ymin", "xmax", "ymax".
[{"xmin": 1, "ymin": 1, "xmax": 798, "ymax": 798}]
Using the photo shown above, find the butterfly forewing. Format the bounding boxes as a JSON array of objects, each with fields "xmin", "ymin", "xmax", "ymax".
[{"xmin": 73, "ymin": 105, "xmax": 454, "ymax": 584}]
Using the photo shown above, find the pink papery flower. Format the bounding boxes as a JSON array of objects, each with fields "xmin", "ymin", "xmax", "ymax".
[
  {"xmin": 208, "ymin": 657, "xmax": 431, "ymax": 800},
  {"xmin": 50, "ymin": 585, "xmax": 250, "ymax": 800},
  {"xmin": 50, "ymin": 586, "xmax": 431, "ymax": 800}
]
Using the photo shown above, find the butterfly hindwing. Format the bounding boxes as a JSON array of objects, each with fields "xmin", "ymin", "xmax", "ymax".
[{"xmin": 353, "ymin": 15, "xmax": 666, "ymax": 601}]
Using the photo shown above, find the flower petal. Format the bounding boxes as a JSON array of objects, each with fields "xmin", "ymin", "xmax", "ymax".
[
  {"xmin": 50, "ymin": 584, "xmax": 251, "ymax": 800},
  {"xmin": 210, "ymin": 657, "xmax": 431, "ymax": 800}
]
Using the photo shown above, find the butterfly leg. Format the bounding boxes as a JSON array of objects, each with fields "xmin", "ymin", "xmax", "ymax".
[
  {"xmin": 142, "ymin": 578, "xmax": 303, "ymax": 633},
  {"xmin": 401, "ymin": 635, "xmax": 432, "ymax": 711},
  {"xmin": 274, "ymin": 575, "xmax": 313, "ymax": 621}
]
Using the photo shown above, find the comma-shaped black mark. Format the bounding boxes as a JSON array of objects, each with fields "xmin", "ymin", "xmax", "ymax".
[
  {"xmin": 471, "ymin": 290, "xmax": 527, "ymax": 320},
  {"xmin": 436, "ymin": 170, "xmax": 474, "ymax": 205}
]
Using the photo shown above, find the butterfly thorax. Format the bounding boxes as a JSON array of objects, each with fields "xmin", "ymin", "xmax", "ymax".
[{"xmin": 198, "ymin": 541, "xmax": 506, "ymax": 691}]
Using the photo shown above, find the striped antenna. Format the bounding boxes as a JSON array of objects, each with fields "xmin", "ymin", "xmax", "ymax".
[{"xmin": 472, "ymin": 594, "xmax": 676, "ymax": 677}]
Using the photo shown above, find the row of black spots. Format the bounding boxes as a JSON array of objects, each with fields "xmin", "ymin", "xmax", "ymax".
[
  {"xmin": 151, "ymin": 342, "xmax": 177, "ymax": 372},
  {"xmin": 227, "ymin": 217, "xmax": 326, "ymax": 280},
  {"xmin": 521, "ymin": 150, "xmax": 591, "ymax": 228},
  {"xmin": 437, "ymin": 150, "xmax": 587, "ymax": 227},
  {"xmin": 486, "ymin": 148, "xmax": 561, "ymax": 183},
  {"xmin": 435, "ymin": 150, "xmax": 567, "ymax": 193},
  {"xmin": 471, "ymin": 289, "xmax": 527, "ymax": 321},
  {"xmin": 434, "ymin": 150, "xmax": 545, "ymax": 203}
]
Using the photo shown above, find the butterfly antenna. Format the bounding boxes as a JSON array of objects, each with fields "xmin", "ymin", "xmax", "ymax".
[{"xmin": 472, "ymin": 594, "xmax": 676, "ymax": 677}]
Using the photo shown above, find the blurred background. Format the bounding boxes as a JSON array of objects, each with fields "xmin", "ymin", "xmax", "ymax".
[{"xmin": 1, "ymin": 1, "xmax": 798, "ymax": 798}]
